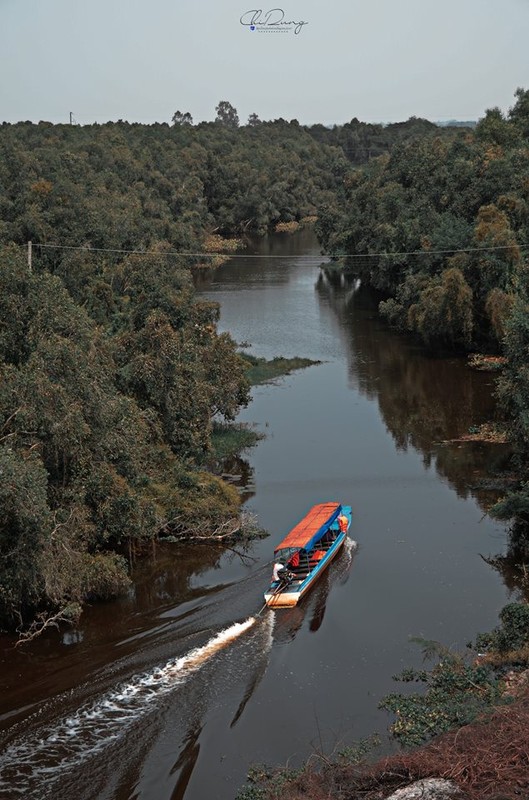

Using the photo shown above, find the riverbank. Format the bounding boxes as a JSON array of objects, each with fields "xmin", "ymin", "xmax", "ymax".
[
  {"xmin": 237, "ymin": 688, "xmax": 529, "ymax": 799},
  {"xmin": 237, "ymin": 603, "xmax": 529, "ymax": 799}
]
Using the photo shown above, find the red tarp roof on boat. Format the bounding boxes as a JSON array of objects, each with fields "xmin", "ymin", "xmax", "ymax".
[{"xmin": 274, "ymin": 502, "xmax": 340, "ymax": 552}]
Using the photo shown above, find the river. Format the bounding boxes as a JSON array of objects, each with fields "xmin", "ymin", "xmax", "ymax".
[{"xmin": 0, "ymin": 229, "xmax": 513, "ymax": 800}]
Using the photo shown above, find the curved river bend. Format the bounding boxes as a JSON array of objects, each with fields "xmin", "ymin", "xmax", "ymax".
[{"xmin": 0, "ymin": 229, "xmax": 511, "ymax": 800}]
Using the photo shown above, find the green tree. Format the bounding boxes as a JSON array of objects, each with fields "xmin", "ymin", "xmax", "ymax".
[
  {"xmin": 0, "ymin": 446, "xmax": 50, "ymax": 625},
  {"xmin": 215, "ymin": 100, "xmax": 239, "ymax": 128},
  {"xmin": 509, "ymin": 87, "xmax": 529, "ymax": 138},
  {"xmin": 408, "ymin": 267, "xmax": 474, "ymax": 348},
  {"xmin": 172, "ymin": 110, "xmax": 193, "ymax": 126},
  {"xmin": 495, "ymin": 295, "xmax": 529, "ymax": 453},
  {"xmin": 475, "ymin": 106, "xmax": 518, "ymax": 147}
]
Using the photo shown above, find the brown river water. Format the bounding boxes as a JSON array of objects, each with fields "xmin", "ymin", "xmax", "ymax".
[{"xmin": 0, "ymin": 229, "xmax": 514, "ymax": 800}]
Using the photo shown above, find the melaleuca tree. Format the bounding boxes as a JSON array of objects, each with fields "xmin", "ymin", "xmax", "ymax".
[
  {"xmin": 491, "ymin": 267, "xmax": 529, "ymax": 531},
  {"xmin": 475, "ymin": 106, "xmax": 519, "ymax": 147},
  {"xmin": 318, "ymin": 87, "xmax": 529, "ymax": 351},
  {"xmin": 172, "ymin": 110, "xmax": 193, "ymax": 126},
  {"xmin": 495, "ymin": 288, "xmax": 529, "ymax": 452},
  {"xmin": 215, "ymin": 100, "xmax": 239, "ymax": 128},
  {"xmin": 116, "ymin": 303, "xmax": 249, "ymax": 461},
  {"xmin": 509, "ymin": 87, "xmax": 529, "ymax": 138},
  {"xmin": 407, "ymin": 267, "xmax": 474, "ymax": 349},
  {"xmin": 464, "ymin": 203, "xmax": 521, "ymax": 334},
  {"xmin": 0, "ymin": 446, "xmax": 50, "ymax": 626},
  {"xmin": 0, "ymin": 246, "xmax": 247, "ymax": 630}
]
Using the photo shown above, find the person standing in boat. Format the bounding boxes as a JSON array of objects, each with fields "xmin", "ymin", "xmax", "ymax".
[{"xmin": 338, "ymin": 512, "xmax": 349, "ymax": 534}]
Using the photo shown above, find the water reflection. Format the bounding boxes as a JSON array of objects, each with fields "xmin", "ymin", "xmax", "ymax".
[
  {"xmin": 273, "ymin": 538, "xmax": 357, "ymax": 644},
  {"xmin": 0, "ymin": 543, "xmax": 242, "ymax": 729},
  {"xmin": 316, "ymin": 270, "xmax": 511, "ymax": 512},
  {"xmin": 169, "ymin": 725, "xmax": 202, "ymax": 800},
  {"xmin": 218, "ymin": 454, "xmax": 256, "ymax": 504}
]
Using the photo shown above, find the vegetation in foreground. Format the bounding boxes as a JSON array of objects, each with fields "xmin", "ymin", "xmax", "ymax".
[
  {"xmin": 237, "ymin": 602, "xmax": 529, "ymax": 800},
  {"xmin": 0, "ymin": 242, "xmax": 252, "ymax": 633}
]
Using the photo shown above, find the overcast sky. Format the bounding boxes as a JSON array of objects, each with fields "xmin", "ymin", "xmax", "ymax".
[{"xmin": 1, "ymin": 0, "xmax": 528, "ymax": 126}]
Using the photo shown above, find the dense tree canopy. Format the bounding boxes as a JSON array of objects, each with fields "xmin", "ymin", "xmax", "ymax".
[
  {"xmin": 316, "ymin": 89, "xmax": 529, "ymax": 353},
  {"xmin": 315, "ymin": 88, "xmax": 529, "ymax": 535},
  {"xmin": 1, "ymin": 93, "xmax": 529, "ymax": 628},
  {"xmin": 0, "ymin": 113, "xmax": 354, "ymax": 629},
  {"xmin": 0, "ymin": 241, "xmax": 251, "ymax": 628},
  {"xmin": 305, "ymin": 115, "xmax": 462, "ymax": 166},
  {"xmin": 0, "ymin": 113, "xmax": 350, "ymax": 247}
]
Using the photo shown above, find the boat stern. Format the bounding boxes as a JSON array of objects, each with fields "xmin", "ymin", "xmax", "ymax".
[{"xmin": 264, "ymin": 588, "xmax": 300, "ymax": 607}]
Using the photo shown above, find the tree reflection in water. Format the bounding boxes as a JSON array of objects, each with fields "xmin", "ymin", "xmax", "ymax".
[
  {"xmin": 317, "ymin": 269, "xmax": 519, "ymax": 592},
  {"xmin": 273, "ymin": 538, "xmax": 357, "ymax": 643},
  {"xmin": 316, "ymin": 270, "xmax": 511, "ymax": 515}
]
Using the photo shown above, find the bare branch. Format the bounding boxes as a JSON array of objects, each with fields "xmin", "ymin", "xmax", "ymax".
[
  {"xmin": 158, "ymin": 511, "xmax": 262, "ymax": 563},
  {"xmin": 1, "ymin": 406, "xmax": 22, "ymax": 433},
  {"xmin": 15, "ymin": 605, "xmax": 80, "ymax": 647}
]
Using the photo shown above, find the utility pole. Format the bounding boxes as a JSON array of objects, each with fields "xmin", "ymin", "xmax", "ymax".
[{"xmin": 27, "ymin": 240, "xmax": 32, "ymax": 272}]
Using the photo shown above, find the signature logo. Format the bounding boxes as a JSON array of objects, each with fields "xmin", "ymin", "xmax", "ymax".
[{"xmin": 240, "ymin": 8, "xmax": 308, "ymax": 35}]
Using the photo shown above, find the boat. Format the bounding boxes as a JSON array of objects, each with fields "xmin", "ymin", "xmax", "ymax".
[{"xmin": 264, "ymin": 502, "xmax": 352, "ymax": 608}]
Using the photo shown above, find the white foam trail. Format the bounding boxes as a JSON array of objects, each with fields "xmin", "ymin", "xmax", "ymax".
[
  {"xmin": 335, "ymin": 537, "xmax": 357, "ymax": 581},
  {"xmin": 259, "ymin": 607, "xmax": 275, "ymax": 649},
  {"xmin": 0, "ymin": 617, "xmax": 256, "ymax": 797}
]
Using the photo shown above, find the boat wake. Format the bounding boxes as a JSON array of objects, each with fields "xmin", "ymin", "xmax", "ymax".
[
  {"xmin": 0, "ymin": 617, "xmax": 257, "ymax": 797},
  {"xmin": 335, "ymin": 536, "xmax": 358, "ymax": 584}
]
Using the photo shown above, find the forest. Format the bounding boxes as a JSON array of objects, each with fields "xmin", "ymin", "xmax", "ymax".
[
  {"xmin": 1, "ymin": 93, "xmax": 528, "ymax": 633},
  {"xmin": 0, "ymin": 107, "xmax": 358, "ymax": 631},
  {"xmin": 316, "ymin": 87, "xmax": 529, "ymax": 551}
]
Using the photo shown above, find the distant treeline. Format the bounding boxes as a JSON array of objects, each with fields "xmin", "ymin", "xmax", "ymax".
[
  {"xmin": 306, "ymin": 115, "xmax": 467, "ymax": 166},
  {"xmin": 0, "ymin": 114, "xmax": 348, "ymax": 248},
  {"xmin": 0, "ymin": 107, "xmax": 468, "ymax": 252}
]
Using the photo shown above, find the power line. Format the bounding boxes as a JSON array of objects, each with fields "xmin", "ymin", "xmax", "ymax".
[{"xmin": 29, "ymin": 241, "xmax": 529, "ymax": 260}]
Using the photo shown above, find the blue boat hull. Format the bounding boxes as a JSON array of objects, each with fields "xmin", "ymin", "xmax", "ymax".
[
  {"xmin": 264, "ymin": 533, "xmax": 346, "ymax": 607},
  {"xmin": 264, "ymin": 504, "xmax": 352, "ymax": 607}
]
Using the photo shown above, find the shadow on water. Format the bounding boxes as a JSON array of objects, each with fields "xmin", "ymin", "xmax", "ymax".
[{"xmin": 272, "ymin": 537, "xmax": 358, "ymax": 644}]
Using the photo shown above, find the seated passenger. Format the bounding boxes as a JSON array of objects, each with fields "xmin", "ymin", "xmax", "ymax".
[
  {"xmin": 288, "ymin": 551, "xmax": 300, "ymax": 569},
  {"xmin": 272, "ymin": 559, "xmax": 289, "ymax": 583}
]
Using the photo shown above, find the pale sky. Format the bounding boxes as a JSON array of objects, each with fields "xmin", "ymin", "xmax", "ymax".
[{"xmin": 1, "ymin": 0, "xmax": 528, "ymax": 126}]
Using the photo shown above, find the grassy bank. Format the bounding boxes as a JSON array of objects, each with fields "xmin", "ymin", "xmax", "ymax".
[{"xmin": 241, "ymin": 353, "xmax": 320, "ymax": 385}]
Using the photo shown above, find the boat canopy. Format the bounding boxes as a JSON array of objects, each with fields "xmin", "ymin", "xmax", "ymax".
[{"xmin": 274, "ymin": 502, "xmax": 341, "ymax": 555}]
